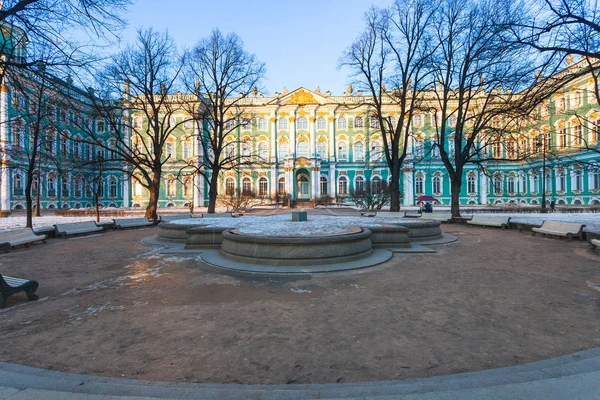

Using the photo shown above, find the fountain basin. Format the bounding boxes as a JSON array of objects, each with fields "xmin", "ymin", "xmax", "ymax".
[
  {"xmin": 369, "ymin": 225, "xmax": 411, "ymax": 248},
  {"xmin": 185, "ymin": 226, "xmax": 229, "ymax": 249}
]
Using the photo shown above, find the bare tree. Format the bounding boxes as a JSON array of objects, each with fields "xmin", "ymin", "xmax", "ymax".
[
  {"xmin": 341, "ymin": 0, "xmax": 437, "ymax": 212},
  {"xmin": 428, "ymin": 0, "xmax": 555, "ymax": 217},
  {"xmin": 75, "ymin": 28, "xmax": 188, "ymax": 221},
  {"xmin": 183, "ymin": 29, "xmax": 266, "ymax": 214}
]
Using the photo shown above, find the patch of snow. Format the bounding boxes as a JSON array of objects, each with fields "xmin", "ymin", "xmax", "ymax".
[
  {"xmin": 170, "ymin": 214, "xmax": 421, "ymax": 236},
  {"xmin": 290, "ymin": 288, "xmax": 312, "ymax": 294},
  {"xmin": 69, "ymin": 303, "xmax": 124, "ymax": 321},
  {"xmin": 466, "ymin": 212, "xmax": 600, "ymax": 233}
]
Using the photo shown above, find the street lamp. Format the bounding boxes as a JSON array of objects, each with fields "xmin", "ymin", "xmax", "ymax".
[{"xmin": 536, "ymin": 134, "xmax": 547, "ymax": 212}]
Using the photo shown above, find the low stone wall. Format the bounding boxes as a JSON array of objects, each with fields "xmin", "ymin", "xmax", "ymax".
[
  {"xmin": 157, "ymin": 223, "xmax": 201, "ymax": 242},
  {"xmin": 220, "ymin": 227, "xmax": 373, "ymax": 266},
  {"xmin": 398, "ymin": 220, "xmax": 442, "ymax": 240},
  {"xmin": 369, "ymin": 225, "xmax": 410, "ymax": 248},
  {"xmin": 185, "ymin": 226, "xmax": 229, "ymax": 249}
]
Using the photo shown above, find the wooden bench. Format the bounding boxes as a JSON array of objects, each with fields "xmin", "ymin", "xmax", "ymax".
[
  {"xmin": 159, "ymin": 215, "xmax": 191, "ymax": 223},
  {"xmin": 372, "ymin": 212, "xmax": 406, "ymax": 218},
  {"xmin": 589, "ymin": 238, "xmax": 600, "ymax": 249},
  {"xmin": 421, "ymin": 213, "xmax": 453, "ymax": 223},
  {"xmin": 0, "ymin": 228, "xmax": 46, "ymax": 251},
  {"xmin": 0, "ymin": 273, "xmax": 39, "ymax": 308},
  {"xmin": 54, "ymin": 221, "xmax": 103, "ymax": 237},
  {"xmin": 467, "ymin": 215, "xmax": 511, "ymax": 229},
  {"xmin": 113, "ymin": 217, "xmax": 154, "ymax": 229},
  {"xmin": 202, "ymin": 213, "xmax": 233, "ymax": 218},
  {"xmin": 531, "ymin": 221, "xmax": 586, "ymax": 241}
]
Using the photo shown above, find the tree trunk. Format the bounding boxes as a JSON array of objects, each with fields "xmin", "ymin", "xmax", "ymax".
[
  {"xmin": 389, "ymin": 168, "xmax": 401, "ymax": 212},
  {"xmin": 95, "ymin": 193, "xmax": 100, "ymax": 222},
  {"xmin": 450, "ymin": 175, "xmax": 462, "ymax": 218},
  {"xmin": 34, "ymin": 169, "xmax": 41, "ymax": 217},
  {"xmin": 206, "ymin": 170, "xmax": 220, "ymax": 214},
  {"xmin": 25, "ymin": 176, "xmax": 33, "ymax": 228},
  {"xmin": 144, "ymin": 173, "xmax": 161, "ymax": 221}
]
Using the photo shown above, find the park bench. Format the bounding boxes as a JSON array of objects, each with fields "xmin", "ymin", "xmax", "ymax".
[
  {"xmin": 159, "ymin": 215, "xmax": 191, "ymax": 223},
  {"xmin": 467, "ymin": 215, "xmax": 511, "ymax": 229},
  {"xmin": 0, "ymin": 228, "xmax": 46, "ymax": 251},
  {"xmin": 589, "ymin": 238, "xmax": 600, "ymax": 249},
  {"xmin": 421, "ymin": 212, "xmax": 453, "ymax": 223},
  {"xmin": 202, "ymin": 213, "xmax": 233, "ymax": 218},
  {"xmin": 113, "ymin": 217, "xmax": 154, "ymax": 229},
  {"xmin": 531, "ymin": 221, "xmax": 586, "ymax": 241},
  {"xmin": 0, "ymin": 273, "xmax": 39, "ymax": 308},
  {"xmin": 371, "ymin": 211, "xmax": 406, "ymax": 218},
  {"xmin": 54, "ymin": 221, "xmax": 103, "ymax": 237}
]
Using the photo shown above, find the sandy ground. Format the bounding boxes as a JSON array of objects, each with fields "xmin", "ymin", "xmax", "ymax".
[{"xmin": 1, "ymin": 224, "xmax": 600, "ymax": 385}]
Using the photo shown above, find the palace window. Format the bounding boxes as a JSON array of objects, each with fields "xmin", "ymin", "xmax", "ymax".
[
  {"xmin": 558, "ymin": 127, "xmax": 567, "ymax": 148},
  {"xmin": 278, "ymin": 141, "xmax": 288, "ymax": 158},
  {"xmin": 132, "ymin": 179, "xmax": 142, "ymax": 197},
  {"xmin": 62, "ymin": 175, "xmax": 69, "ymax": 196},
  {"xmin": 258, "ymin": 118, "xmax": 267, "ymax": 131},
  {"xmin": 338, "ymin": 141, "xmax": 348, "ymax": 159},
  {"xmin": 166, "ymin": 177, "xmax": 176, "ymax": 197},
  {"xmin": 184, "ymin": 120, "xmax": 193, "ymax": 130},
  {"xmin": 13, "ymin": 126, "xmax": 23, "ymax": 149},
  {"xmin": 467, "ymin": 174, "xmax": 477, "ymax": 194},
  {"xmin": 316, "ymin": 117, "xmax": 326, "ymax": 130},
  {"xmin": 507, "ymin": 175, "xmax": 516, "ymax": 194},
  {"xmin": 355, "ymin": 176, "xmax": 365, "ymax": 192},
  {"xmin": 520, "ymin": 174, "xmax": 527, "ymax": 194},
  {"xmin": 317, "ymin": 141, "xmax": 327, "ymax": 158},
  {"xmin": 431, "ymin": 138, "xmax": 440, "ymax": 158},
  {"xmin": 297, "ymin": 141, "xmax": 309, "ymax": 157},
  {"xmin": 320, "ymin": 176, "xmax": 328, "ymax": 195},
  {"xmin": 338, "ymin": 176, "xmax": 348, "ymax": 195},
  {"xmin": 354, "ymin": 116, "xmax": 363, "ymax": 129},
  {"xmin": 493, "ymin": 175, "xmax": 503, "ymax": 194},
  {"xmin": 278, "ymin": 117, "xmax": 288, "ymax": 130},
  {"xmin": 370, "ymin": 115, "xmax": 380, "ymax": 129},
  {"xmin": 594, "ymin": 118, "xmax": 600, "ymax": 143},
  {"xmin": 183, "ymin": 140, "xmax": 193, "ymax": 159},
  {"xmin": 415, "ymin": 174, "xmax": 424, "ymax": 195},
  {"xmin": 556, "ymin": 170, "xmax": 566, "ymax": 192},
  {"xmin": 74, "ymin": 176, "xmax": 82, "ymax": 197},
  {"xmin": 413, "ymin": 114, "xmax": 423, "ymax": 127},
  {"xmin": 492, "ymin": 142, "xmax": 502, "ymax": 158},
  {"xmin": 241, "ymin": 118, "xmax": 251, "ymax": 131},
  {"xmin": 224, "ymin": 141, "xmax": 235, "ymax": 160},
  {"xmin": 354, "ymin": 141, "xmax": 364, "ymax": 160},
  {"xmin": 519, "ymin": 137, "xmax": 528, "ymax": 156},
  {"xmin": 572, "ymin": 169, "xmax": 583, "ymax": 191},
  {"xmin": 109, "ymin": 178, "xmax": 118, "ymax": 197},
  {"xmin": 278, "ymin": 177, "xmax": 286, "ymax": 194},
  {"xmin": 507, "ymin": 139, "xmax": 516, "ymax": 159},
  {"xmin": 545, "ymin": 171, "xmax": 552, "ymax": 192},
  {"xmin": 296, "ymin": 117, "xmax": 308, "ymax": 130},
  {"xmin": 47, "ymin": 175, "xmax": 56, "ymax": 195},
  {"xmin": 258, "ymin": 177, "xmax": 268, "ymax": 196},
  {"xmin": 532, "ymin": 172, "xmax": 539, "ymax": 192},
  {"xmin": 241, "ymin": 141, "xmax": 251, "ymax": 157},
  {"xmin": 371, "ymin": 141, "xmax": 382, "ymax": 161},
  {"xmin": 97, "ymin": 119, "xmax": 105, "ymax": 133},
  {"xmin": 225, "ymin": 119, "xmax": 235, "ymax": 131},
  {"xmin": 448, "ymin": 115, "xmax": 457, "ymax": 127},
  {"xmin": 166, "ymin": 140, "xmax": 176, "ymax": 157},
  {"xmin": 372, "ymin": 176, "xmax": 382, "ymax": 192},
  {"xmin": 337, "ymin": 117, "xmax": 347, "ymax": 129},
  {"xmin": 225, "ymin": 177, "xmax": 235, "ymax": 195},
  {"xmin": 13, "ymin": 173, "xmax": 23, "ymax": 194},
  {"xmin": 258, "ymin": 141, "xmax": 268, "ymax": 159},
  {"xmin": 414, "ymin": 139, "xmax": 424, "ymax": 157},
  {"xmin": 183, "ymin": 177, "xmax": 192, "ymax": 198},
  {"xmin": 592, "ymin": 169, "xmax": 600, "ymax": 190},
  {"xmin": 432, "ymin": 175, "xmax": 441, "ymax": 195},
  {"xmin": 242, "ymin": 177, "xmax": 252, "ymax": 193}
]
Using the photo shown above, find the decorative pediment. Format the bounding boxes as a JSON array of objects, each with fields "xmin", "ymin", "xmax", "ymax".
[{"xmin": 286, "ymin": 89, "xmax": 319, "ymax": 105}]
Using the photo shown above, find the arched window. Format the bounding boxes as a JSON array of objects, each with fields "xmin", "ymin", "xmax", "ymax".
[
  {"xmin": 492, "ymin": 142, "xmax": 502, "ymax": 158},
  {"xmin": 74, "ymin": 138, "xmax": 82, "ymax": 159},
  {"xmin": 13, "ymin": 125, "xmax": 23, "ymax": 149},
  {"xmin": 109, "ymin": 177, "xmax": 118, "ymax": 197},
  {"xmin": 258, "ymin": 118, "xmax": 267, "ymax": 131},
  {"xmin": 532, "ymin": 171, "xmax": 539, "ymax": 192},
  {"xmin": 493, "ymin": 175, "xmax": 503, "ymax": 194},
  {"xmin": 62, "ymin": 174, "xmax": 70, "ymax": 196},
  {"xmin": 225, "ymin": 177, "xmax": 235, "ymax": 195},
  {"xmin": 320, "ymin": 176, "xmax": 328, "ymax": 195},
  {"xmin": 241, "ymin": 118, "xmax": 251, "ymax": 131},
  {"xmin": 520, "ymin": 174, "xmax": 527, "ymax": 194},
  {"xmin": 414, "ymin": 139, "xmax": 424, "ymax": 157},
  {"xmin": 317, "ymin": 140, "xmax": 327, "ymax": 158},
  {"xmin": 97, "ymin": 119, "xmax": 105, "ymax": 133},
  {"xmin": 432, "ymin": 175, "xmax": 441, "ymax": 195},
  {"xmin": 370, "ymin": 115, "xmax": 380, "ymax": 129},
  {"xmin": 338, "ymin": 176, "xmax": 348, "ymax": 195},
  {"xmin": 258, "ymin": 141, "xmax": 268, "ymax": 159},
  {"xmin": 183, "ymin": 139, "xmax": 193, "ymax": 159},
  {"xmin": 337, "ymin": 117, "xmax": 347, "ymax": 129},
  {"xmin": 592, "ymin": 169, "xmax": 600, "ymax": 190},
  {"xmin": 241, "ymin": 141, "xmax": 251, "ymax": 157},
  {"xmin": 371, "ymin": 141, "xmax": 382, "ymax": 161},
  {"xmin": 556, "ymin": 169, "xmax": 566, "ymax": 192},
  {"xmin": 225, "ymin": 118, "xmax": 235, "ymax": 131},
  {"xmin": 297, "ymin": 141, "xmax": 309, "ymax": 157},
  {"xmin": 166, "ymin": 137, "xmax": 176, "ymax": 157},
  {"xmin": 467, "ymin": 174, "xmax": 477, "ymax": 194},
  {"xmin": 166, "ymin": 176, "xmax": 176, "ymax": 197},
  {"xmin": 13, "ymin": 173, "xmax": 23, "ymax": 194},
  {"xmin": 278, "ymin": 177, "xmax": 286, "ymax": 194},
  {"xmin": 242, "ymin": 177, "xmax": 252, "ymax": 193},
  {"xmin": 573, "ymin": 124, "xmax": 583, "ymax": 146},
  {"xmin": 31, "ymin": 174, "xmax": 39, "ymax": 195},
  {"xmin": 413, "ymin": 114, "xmax": 423, "ymax": 127},
  {"xmin": 278, "ymin": 140, "xmax": 288, "ymax": 158},
  {"xmin": 316, "ymin": 117, "xmax": 326, "ymax": 130},
  {"xmin": 258, "ymin": 177, "xmax": 268, "ymax": 196},
  {"xmin": 338, "ymin": 141, "xmax": 348, "ymax": 159},
  {"xmin": 558, "ymin": 126, "xmax": 567, "ymax": 148},
  {"xmin": 74, "ymin": 176, "xmax": 82, "ymax": 197},
  {"xmin": 572, "ymin": 169, "xmax": 583, "ymax": 191},
  {"xmin": 354, "ymin": 116, "xmax": 363, "ymax": 129},
  {"xmin": 296, "ymin": 117, "xmax": 308, "ymax": 130},
  {"xmin": 48, "ymin": 174, "xmax": 57, "ymax": 196},
  {"xmin": 278, "ymin": 117, "xmax": 288, "ymax": 130},
  {"xmin": 507, "ymin": 174, "xmax": 516, "ymax": 194},
  {"xmin": 372, "ymin": 176, "xmax": 382, "ymax": 192},
  {"xmin": 507, "ymin": 139, "xmax": 516, "ymax": 159},
  {"xmin": 355, "ymin": 176, "xmax": 365, "ymax": 192},
  {"xmin": 224, "ymin": 141, "xmax": 235, "ymax": 160},
  {"xmin": 415, "ymin": 174, "xmax": 424, "ymax": 195},
  {"xmin": 353, "ymin": 141, "xmax": 364, "ymax": 160}
]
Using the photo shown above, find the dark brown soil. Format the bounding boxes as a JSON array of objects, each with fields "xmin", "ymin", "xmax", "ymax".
[{"xmin": 1, "ymin": 224, "xmax": 599, "ymax": 384}]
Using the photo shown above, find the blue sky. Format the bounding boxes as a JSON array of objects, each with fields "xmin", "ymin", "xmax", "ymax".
[{"xmin": 119, "ymin": 0, "xmax": 392, "ymax": 96}]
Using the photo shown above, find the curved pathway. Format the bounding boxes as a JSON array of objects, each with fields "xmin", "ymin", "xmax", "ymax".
[{"xmin": 1, "ymin": 347, "xmax": 600, "ymax": 399}]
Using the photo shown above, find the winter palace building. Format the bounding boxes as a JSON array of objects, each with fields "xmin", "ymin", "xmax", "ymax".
[{"xmin": 1, "ymin": 68, "xmax": 600, "ymax": 211}]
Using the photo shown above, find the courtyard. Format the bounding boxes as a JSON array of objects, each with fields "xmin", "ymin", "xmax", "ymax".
[{"xmin": 1, "ymin": 216, "xmax": 599, "ymax": 385}]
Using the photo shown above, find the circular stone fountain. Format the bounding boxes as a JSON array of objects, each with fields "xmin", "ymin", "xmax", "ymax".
[{"xmin": 149, "ymin": 213, "xmax": 453, "ymax": 273}]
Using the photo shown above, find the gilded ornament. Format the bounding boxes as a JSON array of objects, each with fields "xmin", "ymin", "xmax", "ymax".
[{"xmin": 286, "ymin": 89, "xmax": 318, "ymax": 105}]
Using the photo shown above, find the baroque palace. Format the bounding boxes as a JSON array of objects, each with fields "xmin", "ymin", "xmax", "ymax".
[{"xmin": 1, "ymin": 66, "xmax": 600, "ymax": 211}]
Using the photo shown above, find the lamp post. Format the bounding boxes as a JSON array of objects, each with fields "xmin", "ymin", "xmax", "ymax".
[{"xmin": 536, "ymin": 134, "xmax": 547, "ymax": 212}]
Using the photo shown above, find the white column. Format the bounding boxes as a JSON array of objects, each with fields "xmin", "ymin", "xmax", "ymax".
[
  {"xmin": 329, "ymin": 163, "xmax": 336, "ymax": 198},
  {"xmin": 311, "ymin": 167, "xmax": 319, "ymax": 199},
  {"xmin": 1, "ymin": 84, "xmax": 10, "ymax": 211},
  {"xmin": 286, "ymin": 167, "xmax": 294, "ymax": 199},
  {"xmin": 122, "ymin": 176, "xmax": 130, "ymax": 208},
  {"xmin": 479, "ymin": 169, "xmax": 488, "ymax": 205},
  {"xmin": 290, "ymin": 116, "xmax": 296, "ymax": 158},
  {"xmin": 194, "ymin": 173, "xmax": 203, "ymax": 207},
  {"xmin": 270, "ymin": 116, "xmax": 277, "ymax": 162},
  {"xmin": 270, "ymin": 165, "xmax": 277, "ymax": 199},
  {"xmin": 403, "ymin": 169, "xmax": 414, "ymax": 206},
  {"xmin": 328, "ymin": 117, "xmax": 335, "ymax": 162}
]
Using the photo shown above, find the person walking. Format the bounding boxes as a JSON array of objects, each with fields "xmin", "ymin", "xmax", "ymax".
[{"xmin": 549, "ymin": 200, "xmax": 556, "ymax": 212}]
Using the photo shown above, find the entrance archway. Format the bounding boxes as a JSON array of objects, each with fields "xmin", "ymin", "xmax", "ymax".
[{"xmin": 296, "ymin": 170, "xmax": 310, "ymax": 199}]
